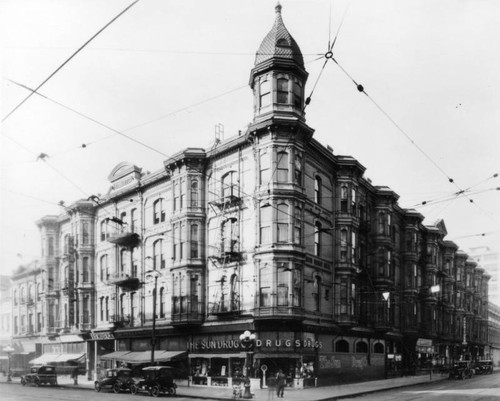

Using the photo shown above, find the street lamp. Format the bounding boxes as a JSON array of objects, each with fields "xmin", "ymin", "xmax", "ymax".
[
  {"xmin": 145, "ymin": 269, "xmax": 160, "ymax": 364},
  {"xmin": 3, "ymin": 345, "xmax": 14, "ymax": 382},
  {"xmin": 239, "ymin": 330, "xmax": 256, "ymax": 399}
]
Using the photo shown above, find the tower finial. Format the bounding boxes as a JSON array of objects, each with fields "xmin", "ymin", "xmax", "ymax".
[{"xmin": 275, "ymin": 2, "xmax": 282, "ymax": 14}]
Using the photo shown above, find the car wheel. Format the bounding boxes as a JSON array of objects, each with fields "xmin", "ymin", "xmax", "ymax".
[
  {"xmin": 34, "ymin": 377, "xmax": 41, "ymax": 387},
  {"xmin": 151, "ymin": 385, "xmax": 161, "ymax": 397},
  {"xmin": 94, "ymin": 382, "xmax": 102, "ymax": 392},
  {"xmin": 168, "ymin": 386, "xmax": 176, "ymax": 396},
  {"xmin": 460, "ymin": 372, "xmax": 465, "ymax": 380},
  {"xmin": 113, "ymin": 382, "xmax": 122, "ymax": 394},
  {"xmin": 21, "ymin": 378, "xmax": 26, "ymax": 386},
  {"xmin": 130, "ymin": 384, "xmax": 138, "ymax": 395}
]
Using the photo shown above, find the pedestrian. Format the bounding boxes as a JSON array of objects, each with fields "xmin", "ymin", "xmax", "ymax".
[{"xmin": 276, "ymin": 369, "xmax": 286, "ymax": 398}]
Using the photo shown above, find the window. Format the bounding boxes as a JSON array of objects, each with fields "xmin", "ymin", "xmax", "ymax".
[
  {"xmin": 173, "ymin": 181, "xmax": 179, "ymax": 211},
  {"xmin": 221, "ymin": 218, "xmax": 238, "ymax": 253},
  {"xmin": 222, "ymin": 171, "xmax": 237, "ymax": 199},
  {"xmin": 173, "ymin": 225, "xmax": 178, "ymax": 261},
  {"xmin": 191, "ymin": 180, "xmax": 199, "ymax": 207},
  {"xmin": 293, "ymin": 80, "xmax": 302, "ymax": 108},
  {"xmin": 100, "ymin": 254, "xmax": 108, "ymax": 281},
  {"xmin": 153, "ymin": 199, "xmax": 165, "ymax": 224},
  {"xmin": 36, "ymin": 283, "xmax": 41, "ymax": 301},
  {"xmin": 294, "ymin": 154, "xmax": 302, "ymax": 184},
  {"xmin": 294, "ymin": 206, "xmax": 302, "ymax": 245},
  {"xmin": 260, "ymin": 286, "xmax": 271, "ymax": 307},
  {"xmin": 314, "ymin": 176, "xmax": 322, "ymax": 204},
  {"xmin": 105, "ymin": 296, "xmax": 109, "ymax": 321},
  {"xmin": 378, "ymin": 212, "xmax": 385, "ymax": 234},
  {"xmin": 120, "ymin": 249, "xmax": 128, "ymax": 274},
  {"xmin": 131, "ymin": 208, "xmax": 137, "ymax": 233},
  {"xmin": 120, "ymin": 294, "xmax": 126, "ymax": 319},
  {"xmin": 277, "ymin": 203, "xmax": 289, "ymax": 243},
  {"xmin": 351, "ymin": 187, "xmax": 357, "ymax": 215},
  {"xmin": 48, "ymin": 237, "xmax": 54, "ymax": 256},
  {"xmin": 260, "ymin": 204, "xmax": 272, "ymax": 244},
  {"xmin": 351, "ymin": 231, "xmax": 357, "ymax": 264},
  {"xmin": 355, "ymin": 341, "xmax": 368, "ymax": 353},
  {"xmin": 13, "ymin": 289, "xmax": 18, "ymax": 305},
  {"xmin": 82, "ymin": 257, "xmax": 89, "ymax": 282},
  {"xmin": 260, "ymin": 148, "xmax": 271, "ymax": 184},
  {"xmin": 100, "ymin": 220, "xmax": 108, "ymax": 241},
  {"xmin": 82, "ymin": 222, "xmax": 89, "ymax": 245},
  {"xmin": 153, "ymin": 239, "xmax": 165, "ymax": 269},
  {"xmin": 100, "ymin": 298, "xmax": 104, "ymax": 321},
  {"xmin": 159, "ymin": 287, "xmax": 165, "ymax": 318},
  {"xmin": 314, "ymin": 221, "xmax": 322, "ymax": 256},
  {"xmin": 260, "ymin": 79, "xmax": 271, "ymax": 107},
  {"xmin": 340, "ymin": 184, "xmax": 348, "ymax": 212},
  {"xmin": 340, "ymin": 229, "xmax": 348, "ymax": 262},
  {"xmin": 277, "ymin": 78, "xmax": 288, "ymax": 103},
  {"xmin": 230, "ymin": 274, "xmax": 240, "ymax": 311},
  {"xmin": 293, "ymin": 269, "xmax": 302, "ymax": 307},
  {"xmin": 277, "ymin": 151, "xmax": 289, "ymax": 182},
  {"xmin": 313, "ymin": 276, "xmax": 321, "ymax": 311},
  {"xmin": 374, "ymin": 343, "xmax": 385, "ymax": 354},
  {"xmin": 191, "ymin": 224, "xmax": 199, "ymax": 258},
  {"xmin": 277, "ymin": 284, "xmax": 289, "ymax": 306},
  {"xmin": 335, "ymin": 339, "xmax": 349, "ymax": 353}
]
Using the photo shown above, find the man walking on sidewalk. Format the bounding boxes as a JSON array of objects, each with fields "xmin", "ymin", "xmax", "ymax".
[{"xmin": 276, "ymin": 369, "xmax": 286, "ymax": 398}]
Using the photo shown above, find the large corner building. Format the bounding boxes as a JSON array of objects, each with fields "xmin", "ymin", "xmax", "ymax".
[{"xmin": 11, "ymin": 5, "xmax": 491, "ymax": 387}]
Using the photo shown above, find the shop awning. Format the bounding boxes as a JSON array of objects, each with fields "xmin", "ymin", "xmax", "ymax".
[
  {"xmin": 100, "ymin": 351, "xmax": 132, "ymax": 361},
  {"xmin": 29, "ymin": 353, "xmax": 85, "ymax": 365},
  {"xmin": 189, "ymin": 353, "xmax": 247, "ymax": 359},
  {"xmin": 101, "ymin": 350, "xmax": 186, "ymax": 364},
  {"xmin": 53, "ymin": 353, "xmax": 85, "ymax": 363}
]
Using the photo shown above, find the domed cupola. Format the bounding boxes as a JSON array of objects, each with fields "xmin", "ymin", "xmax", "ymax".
[{"xmin": 250, "ymin": 3, "xmax": 309, "ymax": 124}]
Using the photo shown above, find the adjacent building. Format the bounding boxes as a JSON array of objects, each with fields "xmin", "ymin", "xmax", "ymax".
[
  {"xmin": 7, "ymin": 5, "xmax": 491, "ymax": 386},
  {"xmin": 469, "ymin": 246, "xmax": 500, "ymax": 307}
]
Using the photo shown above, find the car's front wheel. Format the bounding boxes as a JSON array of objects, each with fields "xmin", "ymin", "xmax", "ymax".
[
  {"xmin": 151, "ymin": 385, "xmax": 161, "ymax": 397},
  {"xmin": 130, "ymin": 384, "xmax": 139, "ymax": 395},
  {"xmin": 20, "ymin": 378, "xmax": 26, "ymax": 386},
  {"xmin": 94, "ymin": 382, "xmax": 101, "ymax": 392},
  {"xmin": 167, "ymin": 386, "xmax": 176, "ymax": 396},
  {"xmin": 34, "ymin": 377, "xmax": 41, "ymax": 387},
  {"xmin": 113, "ymin": 382, "xmax": 122, "ymax": 394}
]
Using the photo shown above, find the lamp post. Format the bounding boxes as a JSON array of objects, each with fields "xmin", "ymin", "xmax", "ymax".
[
  {"xmin": 145, "ymin": 270, "xmax": 160, "ymax": 364},
  {"xmin": 3, "ymin": 345, "xmax": 14, "ymax": 382},
  {"xmin": 239, "ymin": 330, "xmax": 256, "ymax": 399}
]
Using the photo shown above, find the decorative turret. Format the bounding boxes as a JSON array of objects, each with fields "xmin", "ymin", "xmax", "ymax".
[{"xmin": 250, "ymin": 3, "xmax": 308, "ymax": 124}]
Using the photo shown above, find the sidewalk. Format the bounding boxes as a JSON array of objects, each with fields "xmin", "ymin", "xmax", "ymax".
[{"xmin": 0, "ymin": 372, "xmax": 450, "ymax": 400}]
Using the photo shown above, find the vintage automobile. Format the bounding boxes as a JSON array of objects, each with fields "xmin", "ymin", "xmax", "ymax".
[
  {"xmin": 473, "ymin": 360, "xmax": 494, "ymax": 375},
  {"xmin": 20, "ymin": 365, "xmax": 58, "ymax": 386},
  {"xmin": 130, "ymin": 366, "xmax": 177, "ymax": 397},
  {"xmin": 94, "ymin": 367, "xmax": 135, "ymax": 393},
  {"xmin": 449, "ymin": 361, "xmax": 474, "ymax": 380}
]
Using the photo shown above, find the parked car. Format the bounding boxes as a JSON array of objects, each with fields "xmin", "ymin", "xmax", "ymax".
[
  {"xmin": 20, "ymin": 365, "xmax": 58, "ymax": 387},
  {"xmin": 449, "ymin": 361, "xmax": 473, "ymax": 380},
  {"xmin": 130, "ymin": 366, "xmax": 177, "ymax": 397},
  {"xmin": 473, "ymin": 360, "xmax": 494, "ymax": 375},
  {"xmin": 94, "ymin": 367, "xmax": 135, "ymax": 393}
]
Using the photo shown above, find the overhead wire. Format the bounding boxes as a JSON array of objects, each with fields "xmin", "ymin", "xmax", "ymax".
[{"xmin": 1, "ymin": 0, "xmax": 140, "ymax": 123}]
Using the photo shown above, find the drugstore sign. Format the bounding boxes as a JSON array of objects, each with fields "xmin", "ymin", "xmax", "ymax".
[{"xmin": 188, "ymin": 339, "xmax": 322, "ymax": 351}]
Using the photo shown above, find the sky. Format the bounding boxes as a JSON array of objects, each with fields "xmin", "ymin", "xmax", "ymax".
[{"xmin": 1, "ymin": 0, "xmax": 499, "ymax": 276}]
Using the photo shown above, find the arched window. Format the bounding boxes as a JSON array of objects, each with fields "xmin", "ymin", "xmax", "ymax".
[
  {"xmin": 191, "ymin": 224, "xmax": 199, "ymax": 258},
  {"xmin": 314, "ymin": 176, "xmax": 322, "ymax": 204},
  {"xmin": 260, "ymin": 203, "xmax": 272, "ymax": 244},
  {"xmin": 374, "ymin": 343, "xmax": 385, "ymax": 354},
  {"xmin": 277, "ymin": 78, "xmax": 288, "ymax": 103},
  {"xmin": 260, "ymin": 79, "xmax": 271, "ymax": 107},
  {"xmin": 355, "ymin": 341, "xmax": 368, "ymax": 353},
  {"xmin": 314, "ymin": 221, "xmax": 322, "ymax": 256},
  {"xmin": 277, "ymin": 151, "xmax": 289, "ymax": 182},
  {"xmin": 221, "ymin": 218, "xmax": 238, "ymax": 253},
  {"xmin": 159, "ymin": 287, "xmax": 165, "ymax": 318},
  {"xmin": 230, "ymin": 274, "xmax": 240, "ymax": 311},
  {"xmin": 153, "ymin": 199, "xmax": 165, "ymax": 224},
  {"xmin": 277, "ymin": 203, "xmax": 289, "ymax": 243},
  {"xmin": 100, "ymin": 220, "xmax": 108, "ymax": 241},
  {"xmin": 335, "ymin": 339, "xmax": 350, "ymax": 353},
  {"xmin": 191, "ymin": 180, "xmax": 199, "ymax": 207},
  {"xmin": 100, "ymin": 254, "xmax": 108, "ymax": 281},
  {"xmin": 153, "ymin": 239, "xmax": 165, "ymax": 269}
]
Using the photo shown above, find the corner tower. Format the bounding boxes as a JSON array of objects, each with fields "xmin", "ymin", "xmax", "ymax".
[{"xmin": 250, "ymin": 3, "xmax": 309, "ymax": 125}]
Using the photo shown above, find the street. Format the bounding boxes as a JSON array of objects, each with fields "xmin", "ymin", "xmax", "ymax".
[
  {"xmin": 0, "ymin": 384, "xmax": 220, "ymax": 401},
  {"xmin": 340, "ymin": 374, "xmax": 500, "ymax": 401}
]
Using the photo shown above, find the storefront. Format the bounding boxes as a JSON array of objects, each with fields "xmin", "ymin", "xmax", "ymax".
[{"xmin": 84, "ymin": 330, "xmax": 115, "ymax": 379}]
